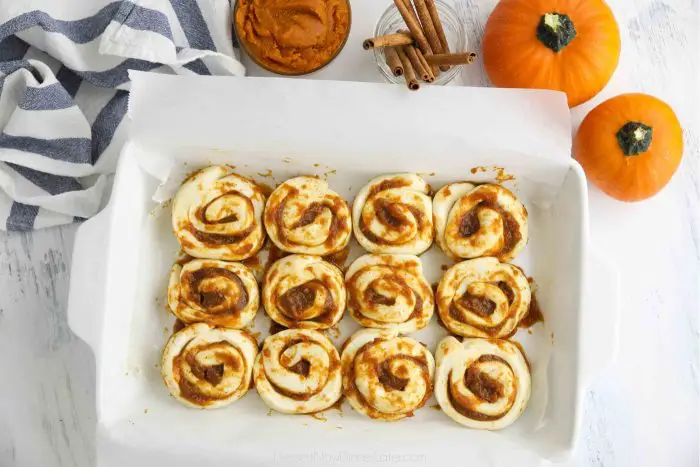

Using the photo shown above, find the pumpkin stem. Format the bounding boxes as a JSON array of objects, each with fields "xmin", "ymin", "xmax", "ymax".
[
  {"xmin": 617, "ymin": 121, "xmax": 653, "ymax": 156},
  {"xmin": 537, "ymin": 13, "xmax": 577, "ymax": 52}
]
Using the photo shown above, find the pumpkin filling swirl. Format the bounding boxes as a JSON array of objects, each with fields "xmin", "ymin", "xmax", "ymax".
[
  {"xmin": 264, "ymin": 176, "xmax": 352, "ymax": 256},
  {"xmin": 434, "ymin": 336, "xmax": 531, "ymax": 430},
  {"xmin": 345, "ymin": 254, "xmax": 434, "ymax": 333},
  {"xmin": 263, "ymin": 254, "xmax": 346, "ymax": 329},
  {"xmin": 352, "ymin": 174, "xmax": 434, "ymax": 255},
  {"xmin": 161, "ymin": 323, "xmax": 258, "ymax": 409},
  {"xmin": 341, "ymin": 329, "xmax": 435, "ymax": 421},
  {"xmin": 172, "ymin": 166, "xmax": 267, "ymax": 261},
  {"xmin": 433, "ymin": 183, "xmax": 528, "ymax": 262},
  {"xmin": 168, "ymin": 258, "xmax": 260, "ymax": 329},
  {"xmin": 436, "ymin": 257, "xmax": 531, "ymax": 338},
  {"xmin": 254, "ymin": 329, "xmax": 343, "ymax": 413}
]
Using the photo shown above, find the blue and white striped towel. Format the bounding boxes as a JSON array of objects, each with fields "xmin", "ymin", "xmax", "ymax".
[{"xmin": 0, "ymin": 0, "xmax": 244, "ymax": 231}]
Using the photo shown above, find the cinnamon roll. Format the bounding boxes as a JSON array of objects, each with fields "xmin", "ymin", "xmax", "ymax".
[
  {"xmin": 161, "ymin": 323, "xmax": 258, "ymax": 409},
  {"xmin": 353, "ymin": 174, "xmax": 434, "ymax": 255},
  {"xmin": 433, "ymin": 183, "xmax": 527, "ymax": 262},
  {"xmin": 345, "ymin": 254, "xmax": 434, "ymax": 333},
  {"xmin": 436, "ymin": 257, "xmax": 531, "ymax": 338},
  {"xmin": 341, "ymin": 329, "xmax": 435, "ymax": 421},
  {"xmin": 171, "ymin": 166, "xmax": 267, "ymax": 261},
  {"xmin": 263, "ymin": 176, "xmax": 352, "ymax": 255},
  {"xmin": 254, "ymin": 329, "xmax": 342, "ymax": 414},
  {"xmin": 434, "ymin": 336, "xmax": 531, "ymax": 430},
  {"xmin": 167, "ymin": 258, "xmax": 259, "ymax": 329},
  {"xmin": 262, "ymin": 254, "xmax": 346, "ymax": 329}
]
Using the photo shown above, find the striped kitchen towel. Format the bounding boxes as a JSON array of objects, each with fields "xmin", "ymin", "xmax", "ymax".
[{"xmin": 0, "ymin": 0, "xmax": 244, "ymax": 231}]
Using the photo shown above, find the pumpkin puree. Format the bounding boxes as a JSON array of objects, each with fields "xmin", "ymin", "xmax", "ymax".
[{"xmin": 235, "ymin": 0, "xmax": 350, "ymax": 75}]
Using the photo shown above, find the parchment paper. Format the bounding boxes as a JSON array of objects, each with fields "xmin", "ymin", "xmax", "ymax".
[
  {"xmin": 127, "ymin": 71, "xmax": 571, "ymax": 207},
  {"xmin": 119, "ymin": 71, "xmax": 574, "ymax": 465}
]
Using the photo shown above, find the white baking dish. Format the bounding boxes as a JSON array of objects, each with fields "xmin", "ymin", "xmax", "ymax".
[{"xmin": 67, "ymin": 74, "xmax": 619, "ymax": 467}]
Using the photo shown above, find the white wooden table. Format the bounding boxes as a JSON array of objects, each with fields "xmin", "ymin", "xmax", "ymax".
[{"xmin": 0, "ymin": 0, "xmax": 697, "ymax": 465}]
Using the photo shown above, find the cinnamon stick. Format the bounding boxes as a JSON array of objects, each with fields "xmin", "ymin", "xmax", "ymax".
[
  {"xmin": 414, "ymin": 47, "xmax": 434, "ymax": 82},
  {"xmin": 399, "ymin": 29, "xmax": 439, "ymax": 77},
  {"xmin": 413, "ymin": 0, "xmax": 443, "ymax": 56},
  {"xmin": 393, "ymin": 0, "xmax": 431, "ymax": 56},
  {"xmin": 425, "ymin": 52, "xmax": 477, "ymax": 66},
  {"xmin": 396, "ymin": 46, "xmax": 420, "ymax": 91},
  {"xmin": 404, "ymin": 45, "xmax": 432, "ymax": 82},
  {"xmin": 384, "ymin": 47, "xmax": 404, "ymax": 76},
  {"xmin": 426, "ymin": 57, "xmax": 441, "ymax": 77},
  {"xmin": 363, "ymin": 32, "xmax": 414, "ymax": 50},
  {"xmin": 425, "ymin": 0, "xmax": 450, "ymax": 70},
  {"xmin": 400, "ymin": 0, "xmax": 422, "ymax": 34}
]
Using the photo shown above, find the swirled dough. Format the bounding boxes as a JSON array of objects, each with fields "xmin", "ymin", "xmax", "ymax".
[
  {"xmin": 341, "ymin": 328, "xmax": 434, "ymax": 421},
  {"xmin": 161, "ymin": 323, "xmax": 258, "ymax": 409},
  {"xmin": 263, "ymin": 254, "xmax": 346, "ymax": 329},
  {"xmin": 434, "ymin": 336, "xmax": 531, "ymax": 430},
  {"xmin": 254, "ymin": 329, "xmax": 342, "ymax": 414},
  {"xmin": 172, "ymin": 166, "xmax": 266, "ymax": 261},
  {"xmin": 433, "ymin": 183, "xmax": 527, "ymax": 261},
  {"xmin": 167, "ymin": 258, "xmax": 259, "ymax": 329},
  {"xmin": 345, "ymin": 254, "xmax": 433, "ymax": 333},
  {"xmin": 264, "ymin": 176, "xmax": 352, "ymax": 255},
  {"xmin": 353, "ymin": 174, "xmax": 434, "ymax": 254},
  {"xmin": 436, "ymin": 257, "xmax": 531, "ymax": 338}
]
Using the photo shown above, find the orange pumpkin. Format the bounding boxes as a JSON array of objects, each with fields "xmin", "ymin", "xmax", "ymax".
[
  {"xmin": 482, "ymin": 0, "xmax": 621, "ymax": 107},
  {"xmin": 574, "ymin": 94, "xmax": 684, "ymax": 202}
]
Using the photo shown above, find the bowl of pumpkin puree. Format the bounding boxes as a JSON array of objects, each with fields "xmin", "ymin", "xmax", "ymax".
[{"xmin": 234, "ymin": 0, "xmax": 351, "ymax": 75}]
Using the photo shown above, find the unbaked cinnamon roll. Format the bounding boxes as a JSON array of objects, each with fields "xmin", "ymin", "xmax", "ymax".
[
  {"xmin": 434, "ymin": 336, "xmax": 531, "ymax": 430},
  {"xmin": 167, "ymin": 258, "xmax": 259, "ymax": 328},
  {"xmin": 254, "ymin": 329, "xmax": 342, "ymax": 414},
  {"xmin": 436, "ymin": 257, "xmax": 531, "ymax": 338},
  {"xmin": 172, "ymin": 166, "xmax": 266, "ymax": 261},
  {"xmin": 161, "ymin": 323, "xmax": 258, "ymax": 409},
  {"xmin": 263, "ymin": 254, "xmax": 346, "ymax": 329},
  {"xmin": 353, "ymin": 174, "xmax": 434, "ymax": 255},
  {"xmin": 341, "ymin": 329, "xmax": 435, "ymax": 421},
  {"xmin": 433, "ymin": 183, "xmax": 527, "ymax": 262},
  {"xmin": 345, "ymin": 254, "xmax": 434, "ymax": 333},
  {"xmin": 263, "ymin": 176, "xmax": 352, "ymax": 255}
]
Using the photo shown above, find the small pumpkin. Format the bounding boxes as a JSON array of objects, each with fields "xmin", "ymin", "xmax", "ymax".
[
  {"xmin": 482, "ymin": 0, "xmax": 621, "ymax": 107},
  {"xmin": 574, "ymin": 93, "xmax": 683, "ymax": 202}
]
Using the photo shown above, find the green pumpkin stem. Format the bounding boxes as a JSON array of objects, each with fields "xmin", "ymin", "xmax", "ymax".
[
  {"xmin": 617, "ymin": 122, "xmax": 653, "ymax": 156},
  {"xmin": 537, "ymin": 13, "xmax": 577, "ymax": 52}
]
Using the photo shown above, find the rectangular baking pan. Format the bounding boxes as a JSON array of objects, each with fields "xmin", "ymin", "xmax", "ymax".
[{"xmin": 67, "ymin": 75, "xmax": 619, "ymax": 467}]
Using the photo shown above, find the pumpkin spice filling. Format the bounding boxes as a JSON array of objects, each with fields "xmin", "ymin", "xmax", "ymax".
[
  {"xmin": 277, "ymin": 279, "xmax": 335, "ymax": 321},
  {"xmin": 185, "ymin": 267, "xmax": 249, "ymax": 313},
  {"xmin": 447, "ymin": 357, "xmax": 515, "ymax": 422},
  {"xmin": 235, "ymin": 0, "xmax": 351, "ymax": 75},
  {"xmin": 457, "ymin": 194, "xmax": 522, "ymax": 257},
  {"xmin": 175, "ymin": 342, "xmax": 247, "ymax": 405}
]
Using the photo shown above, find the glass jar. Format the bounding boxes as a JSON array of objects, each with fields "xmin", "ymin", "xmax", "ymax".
[{"xmin": 373, "ymin": 0, "xmax": 467, "ymax": 85}]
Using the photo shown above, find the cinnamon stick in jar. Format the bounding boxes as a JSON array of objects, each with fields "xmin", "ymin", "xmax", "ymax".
[
  {"xmin": 414, "ymin": 47, "xmax": 434, "ymax": 81},
  {"xmin": 363, "ymin": 32, "xmax": 414, "ymax": 50},
  {"xmin": 404, "ymin": 45, "xmax": 433, "ymax": 82},
  {"xmin": 396, "ymin": 46, "xmax": 420, "ymax": 91},
  {"xmin": 399, "ymin": 28, "xmax": 439, "ymax": 77},
  {"xmin": 425, "ymin": 52, "xmax": 477, "ymax": 66},
  {"xmin": 413, "ymin": 0, "xmax": 443, "ymax": 56},
  {"xmin": 424, "ymin": 0, "xmax": 450, "ymax": 70},
  {"xmin": 399, "ymin": 0, "xmax": 422, "ymax": 35},
  {"xmin": 393, "ymin": 0, "xmax": 431, "ymax": 56},
  {"xmin": 384, "ymin": 47, "xmax": 404, "ymax": 76}
]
